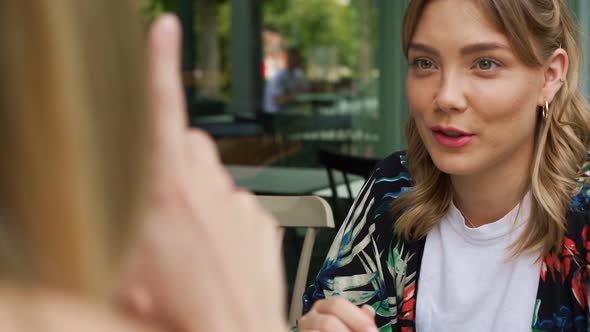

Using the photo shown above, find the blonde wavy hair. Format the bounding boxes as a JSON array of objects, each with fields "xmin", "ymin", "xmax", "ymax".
[
  {"xmin": 0, "ymin": 1, "xmax": 147, "ymax": 303},
  {"xmin": 392, "ymin": 0, "xmax": 590, "ymax": 256}
]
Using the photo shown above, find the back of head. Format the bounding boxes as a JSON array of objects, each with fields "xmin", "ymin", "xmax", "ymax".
[
  {"xmin": 0, "ymin": 1, "xmax": 148, "ymax": 302},
  {"xmin": 394, "ymin": 0, "xmax": 590, "ymax": 255}
]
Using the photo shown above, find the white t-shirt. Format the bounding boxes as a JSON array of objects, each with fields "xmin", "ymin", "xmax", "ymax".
[{"xmin": 416, "ymin": 193, "xmax": 540, "ymax": 332}]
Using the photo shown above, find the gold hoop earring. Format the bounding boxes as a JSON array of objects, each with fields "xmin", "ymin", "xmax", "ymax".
[{"xmin": 542, "ymin": 100, "xmax": 549, "ymax": 120}]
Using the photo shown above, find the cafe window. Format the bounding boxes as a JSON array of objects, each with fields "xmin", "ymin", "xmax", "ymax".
[{"xmin": 142, "ymin": 0, "xmax": 383, "ymax": 169}]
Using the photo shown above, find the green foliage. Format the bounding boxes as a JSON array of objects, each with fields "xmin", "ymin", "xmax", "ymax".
[
  {"xmin": 142, "ymin": 0, "xmax": 177, "ymax": 22},
  {"xmin": 263, "ymin": 0, "xmax": 365, "ymax": 71}
]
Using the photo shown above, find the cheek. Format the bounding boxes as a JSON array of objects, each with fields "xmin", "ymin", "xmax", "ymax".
[
  {"xmin": 469, "ymin": 81, "xmax": 539, "ymax": 149},
  {"xmin": 406, "ymin": 76, "xmax": 436, "ymax": 128},
  {"xmin": 406, "ymin": 76, "xmax": 435, "ymax": 115},
  {"xmin": 471, "ymin": 80, "xmax": 538, "ymax": 131},
  {"xmin": 406, "ymin": 79, "xmax": 431, "ymax": 138}
]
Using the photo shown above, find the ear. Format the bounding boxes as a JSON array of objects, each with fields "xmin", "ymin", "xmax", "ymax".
[{"xmin": 538, "ymin": 48, "xmax": 568, "ymax": 105}]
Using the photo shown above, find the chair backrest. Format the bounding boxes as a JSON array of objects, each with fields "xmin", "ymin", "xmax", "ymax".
[
  {"xmin": 317, "ymin": 148, "xmax": 377, "ymax": 179},
  {"xmin": 316, "ymin": 148, "xmax": 378, "ymax": 223},
  {"xmin": 256, "ymin": 195, "xmax": 335, "ymax": 327}
]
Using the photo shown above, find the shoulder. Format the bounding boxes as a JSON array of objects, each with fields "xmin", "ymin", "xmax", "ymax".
[
  {"xmin": 571, "ymin": 161, "xmax": 590, "ymax": 210},
  {"xmin": 368, "ymin": 150, "xmax": 413, "ymax": 200},
  {"xmin": 373, "ymin": 150, "xmax": 409, "ymax": 175},
  {"xmin": 331, "ymin": 150, "xmax": 413, "ymax": 230},
  {"xmin": 272, "ymin": 69, "xmax": 288, "ymax": 82},
  {"xmin": 568, "ymin": 161, "xmax": 590, "ymax": 230},
  {"xmin": 565, "ymin": 161, "xmax": 590, "ymax": 258},
  {"xmin": 350, "ymin": 151, "xmax": 413, "ymax": 226}
]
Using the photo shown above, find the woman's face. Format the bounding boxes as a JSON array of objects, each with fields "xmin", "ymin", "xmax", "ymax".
[{"xmin": 406, "ymin": 0, "xmax": 544, "ymax": 177}]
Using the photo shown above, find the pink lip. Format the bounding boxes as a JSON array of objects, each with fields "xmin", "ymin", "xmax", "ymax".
[{"xmin": 430, "ymin": 125, "xmax": 475, "ymax": 148}]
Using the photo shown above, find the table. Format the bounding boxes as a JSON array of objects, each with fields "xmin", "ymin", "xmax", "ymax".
[
  {"xmin": 312, "ymin": 178, "xmax": 365, "ymax": 198},
  {"xmin": 191, "ymin": 114, "xmax": 262, "ymax": 138},
  {"xmin": 227, "ymin": 165, "xmax": 331, "ymax": 195},
  {"xmin": 227, "ymin": 165, "xmax": 362, "ymax": 196}
]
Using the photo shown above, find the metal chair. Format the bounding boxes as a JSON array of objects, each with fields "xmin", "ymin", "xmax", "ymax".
[{"xmin": 256, "ymin": 195, "xmax": 335, "ymax": 326}]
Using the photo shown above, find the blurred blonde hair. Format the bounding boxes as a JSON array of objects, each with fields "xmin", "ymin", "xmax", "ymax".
[
  {"xmin": 0, "ymin": 1, "xmax": 148, "ymax": 303},
  {"xmin": 393, "ymin": 0, "xmax": 590, "ymax": 256}
]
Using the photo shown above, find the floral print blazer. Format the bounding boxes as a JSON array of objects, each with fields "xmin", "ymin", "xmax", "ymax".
[{"xmin": 301, "ymin": 151, "xmax": 590, "ymax": 332}]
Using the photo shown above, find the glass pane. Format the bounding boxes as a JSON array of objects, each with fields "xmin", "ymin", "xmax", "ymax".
[{"xmin": 184, "ymin": 0, "xmax": 381, "ymax": 170}]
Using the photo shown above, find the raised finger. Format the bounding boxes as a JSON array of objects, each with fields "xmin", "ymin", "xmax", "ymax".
[{"xmin": 147, "ymin": 14, "xmax": 187, "ymax": 162}]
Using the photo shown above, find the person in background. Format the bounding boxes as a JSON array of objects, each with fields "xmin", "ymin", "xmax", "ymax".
[
  {"xmin": 0, "ymin": 2, "xmax": 288, "ymax": 332},
  {"xmin": 297, "ymin": 0, "xmax": 590, "ymax": 331},
  {"xmin": 263, "ymin": 47, "xmax": 309, "ymax": 113}
]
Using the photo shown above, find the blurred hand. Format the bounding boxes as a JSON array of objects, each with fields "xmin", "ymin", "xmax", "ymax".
[
  {"xmin": 119, "ymin": 14, "xmax": 287, "ymax": 332},
  {"xmin": 297, "ymin": 298, "xmax": 378, "ymax": 332}
]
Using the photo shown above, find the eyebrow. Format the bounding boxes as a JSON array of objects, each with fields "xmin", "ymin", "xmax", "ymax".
[
  {"xmin": 408, "ymin": 42, "xmax": 511, "ymax": 57},
  {"xmin": 460, "ymin": 42, "xmax": 511, "ymax": 55},
  {"xmin": 408, "ymin": 43, "xmax": 440, "ymax": 57}
]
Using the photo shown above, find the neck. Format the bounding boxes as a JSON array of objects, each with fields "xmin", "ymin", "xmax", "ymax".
[{"xmin": 451, "ymin": 148, "xmax": 533, "ymax": 228}]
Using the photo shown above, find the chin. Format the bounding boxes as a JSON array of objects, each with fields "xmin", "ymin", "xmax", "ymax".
[{"xmin": 426, "ymin": 147, "xmax": 481, "ymax": 176}]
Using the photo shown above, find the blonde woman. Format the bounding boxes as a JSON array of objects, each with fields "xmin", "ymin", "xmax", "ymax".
[
  {"xmin": 297, "ymin": 0, "xmax": 590, "ymax": 331},
  {"xmin": 0, "ymin": 2, "xmax": 287, "ymax": 332}
]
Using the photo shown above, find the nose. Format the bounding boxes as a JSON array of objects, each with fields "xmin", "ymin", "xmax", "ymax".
[{"xmin": 435, "ymin": 71, "xmax": 467, "ymax": 113}]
